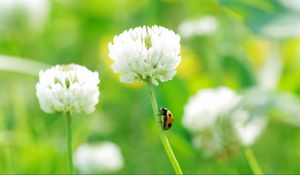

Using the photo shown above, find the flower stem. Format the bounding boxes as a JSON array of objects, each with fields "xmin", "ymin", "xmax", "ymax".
[
  {"xmin": 146, "ymin": 81, "xmax": 183, "ymax": 175},
  {"xmin": 244, "ymin": 147, "xmax": 263, "ymax": 175},
  {"xmin": 65, "ymin": 112, "xmax": 74, "ymax": 174}
]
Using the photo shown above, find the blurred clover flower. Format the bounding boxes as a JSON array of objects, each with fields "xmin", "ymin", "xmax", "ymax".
[
  {"xmin": 108, "ymin": 25, "xmax": 181, "ymax": 85},
  {"xmin": 182, "ymin": 87, "xmax": 241, "ymax": 156},
  {"xmin": 182, "ymin": 87, "xmax": 267, "ymax": 158},
  {"xmin": 178, "ymin": 16, "xmax": 218, "ymax": 38},
  {"xmin": 182, "ymin": 87, "xmax": 240, "ymax": 133},
  {"xmin": 0, "ymin": 0, "xmax": 49, "ymax": 30},
  {"xmin": 74, "ymin": 142, "xmax": 124, "ymax": 174},
  {"xmin": 36, "ymin": 64, "xmax": 100, "ymax": 114}
]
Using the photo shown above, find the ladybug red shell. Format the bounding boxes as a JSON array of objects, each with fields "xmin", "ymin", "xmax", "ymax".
[{"xmin": 159, "ymin": 107, "xmax": 174, "ymax": 130}]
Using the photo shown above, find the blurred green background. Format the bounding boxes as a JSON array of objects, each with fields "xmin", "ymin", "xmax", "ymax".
[{"xmin": 1, "ymin": 0, "xmax": 300, "ymax": 174}]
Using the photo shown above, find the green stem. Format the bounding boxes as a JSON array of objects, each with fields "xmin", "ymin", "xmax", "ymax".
[
  {"xmin": 146, "ymin": 81, "xmax": 183, "ymax": 175},
  {"xmin": 244, "ymin": 147, "xmax": 263, "ymax": 175},
  {"xmin": 65, "ymin": 112, "xmax": 74, "ymax": 174}
]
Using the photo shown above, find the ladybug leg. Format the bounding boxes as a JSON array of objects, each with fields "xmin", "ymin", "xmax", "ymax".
[
  {"xmin": 158, "ymin": 116, "xmax": 163, "ymax": 123},
  {"xmin": 157, "ymin": 112, "xmax": 163, "ymax": 122},
  {"xmin": 157, "ymin": 115, "xmax": 164, "ymax": 123}
]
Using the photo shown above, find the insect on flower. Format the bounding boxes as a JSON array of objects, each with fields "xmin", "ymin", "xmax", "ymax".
[{"xmin": 159, "ymin": 107, "xmax": 174, "ymax": 131}]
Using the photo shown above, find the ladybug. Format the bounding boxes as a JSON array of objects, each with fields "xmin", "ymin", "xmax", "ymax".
[{"xmin": 159, "ymin": 107, "xmax": 174, "ymax": 131}]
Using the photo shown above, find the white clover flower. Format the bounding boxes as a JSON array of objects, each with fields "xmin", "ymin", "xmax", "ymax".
[
  {"xmin": 178, "ymin": 16, "xmax": 218, "ymax": 38},
  {"xmin": 108, "ymin": 25, "xmax": 181, "ymax": 85},
  {"xmin": 233, "ymin": 110, "xmax": 267, "ymax": 146},
  {"xmin": 36, "ymin": 64, "xmax": 100, "ymax": 114},
  {"xmin": 182, "ymin": 87, "xmax": 241, "ymax": 133},
  {"xmin": 74, "ymin": 142, "xmax": 124, "ymax": 174}
]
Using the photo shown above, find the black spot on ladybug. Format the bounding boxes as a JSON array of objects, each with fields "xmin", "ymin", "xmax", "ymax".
[{"xmin": 168, "ymin": 123, "xmax": 172, "ymax": 128}]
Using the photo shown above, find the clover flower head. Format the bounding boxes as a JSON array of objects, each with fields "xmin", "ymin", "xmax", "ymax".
[
  {"xmin": 36, "ymin": 64, "xmax": 100, "ymax": 114},
  {"xmin": 108, "ymin": 25, "xmax": 181, "ymax": 85},
  {"xmin": 74, "ymin": 142, "xmax": 124, "ymax": 173},
  {"xmin": 182, "ymin": 87, "xmax": 241, "ymax": 132}
]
